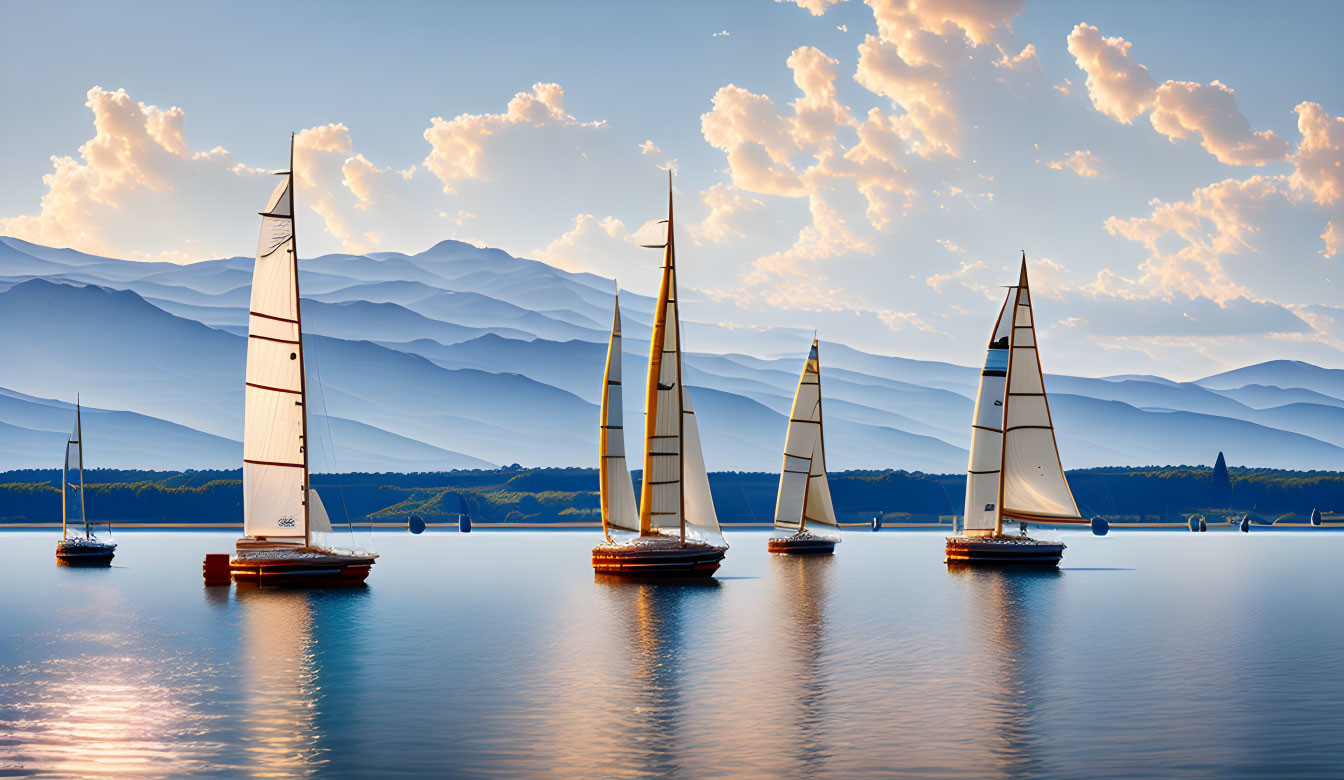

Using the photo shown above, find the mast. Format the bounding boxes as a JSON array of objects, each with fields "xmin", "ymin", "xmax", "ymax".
[
  {"xmin": 290, "ymin": 134, "xmax": 312, "ymax": 547},
  {"xmin": 61, "ymin": 407, "xmax": 69, "ymax": 541},
  {"xmin": 994, "ymin": 263, "xmax": 1023, "ymax": 539},
  {"xmin": 637, "ymin": 171, "xmax": 683, "ymax": 540},
  {"xmin": 808, "ymin": 337, "xmax": 827, "ymax": 532},
  {"xmin": 77, "ymin": 397, "xmax": 87, "ymax": 537},
  {"xmin": 669, "ymin": 174, "xmax": 685, "ymax": 545}
]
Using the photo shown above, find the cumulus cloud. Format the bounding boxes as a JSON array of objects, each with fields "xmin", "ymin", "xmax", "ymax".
[
  {"xmin": 0, "ymin": 86, "xmax": 260, "ymax": 260},
  {"xmin": 1045, "ymin": 149, "xmax": 1102, "ymax": 178},
  {"xmin": 776, "ymin": 0, "xmax": 846, "ymax": 15},
  {"xmin": 1067, "ymin": 23, "xmax": 1288, "ymax": 167},
  {"xmin": 531, "ymin": 213, "xmax": 642, "ymax": 278},
  {"xmin": 638, "ymin": 139, "xmax": 662, "ymax": 156},
  {"xmin": 421, "ymin": 83, "xmax": 588, "ymax": 193},
  {"xmin": 1148, "ymin": 81, "xmax": 1289, "ymax": 165},
  {"xmin": 1065, "ymin": 23, "xmax": 1155, "ymax": 123},
  {"xmin": 691, "ymin": 183, "xmax": 764, "ymax": 244}
]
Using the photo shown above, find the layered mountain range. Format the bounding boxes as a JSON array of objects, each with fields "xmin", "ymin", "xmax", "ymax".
[{"xmin": 2, "ymin": 235, "xmax": 1342, "ymax": 474}]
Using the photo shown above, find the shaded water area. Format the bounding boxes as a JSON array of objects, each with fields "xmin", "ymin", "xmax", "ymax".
[{"xmin": 1, "ymin": 530, "xmax": 1341, "ymax": 778}]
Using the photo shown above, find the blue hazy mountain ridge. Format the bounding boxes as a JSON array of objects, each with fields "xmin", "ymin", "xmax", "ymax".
[
  {"xmin": 3, "ymin": 237, "xmax": 1344, "ymax": 473},
  {"xmin": 0, "ymin": 387, "xmax": 238, "ymax": 470},
  {"xmin": 1208, "ymin": 384, "xmax": 1344, "ymax": 410},
  {"xmin": 1197, "ymin": 360, "xmax": 1344, "ymax": 400}
]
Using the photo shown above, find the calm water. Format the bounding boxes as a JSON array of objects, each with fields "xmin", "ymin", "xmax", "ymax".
[{"xmin": 1, "ymin": 529, "xmax": 1342, "ymax": 778}]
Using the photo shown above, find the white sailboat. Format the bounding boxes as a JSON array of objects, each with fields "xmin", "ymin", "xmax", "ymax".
[
  {"xmin": 228, "ymin": 136, "xmax": 377, "ymax": 585},
  {"xmin": 55, "ymin": 398, "xmax": 116, "ymax": 563},
  {"xmin": 946, "ymin": 255, "xmax": 1088, "ymax": 566},
  {"xmin": 592, "ymin": 174, "xmax": 728, "ymax": 576},
  {"xmin": 768, "ymin": 338, "xmax": 841, "ymax": 554}
]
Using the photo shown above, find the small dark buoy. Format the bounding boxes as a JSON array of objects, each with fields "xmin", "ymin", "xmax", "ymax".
[
  {"xmin": 459, "ymin": 513, "xmax": 472, "ymax": 533},
  {"xmin": 1091, "ymin": 517, "xmax": 1109, "ymax": 536},
  {"xmin": 202, "ymin": 553, "xmax": 231, "ymax": 585},
  {"xmin": 871, "ymin": 514, "xmax": 883, "ymax": 532},
  {"xmin": 1239, "ymin": 515, "xmax": 1250, "ymax": 533},
  {"xmin": 1199, "ymin": 517, "xmax": 1208, "ymax": 532},
  {"xmin": 408, "ymin": 514, "xmax": 426, "ymax": 535},
  {"xmin": 1310, "ymin": 508, "xmax": 1323, "ymax": 527}
]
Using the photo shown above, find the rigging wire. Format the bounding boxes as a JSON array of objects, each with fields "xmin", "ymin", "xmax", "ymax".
[{"xmin": 305, "ymin": 330, "xmax": 371, "ymax": 552}]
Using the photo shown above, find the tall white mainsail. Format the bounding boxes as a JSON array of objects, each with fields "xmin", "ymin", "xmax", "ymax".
[
  {"xmin": 61, "ymin": 400, "xmax": 86, "ymax": 538},
  {"xmin": 243, "ymin": 138, "xmax": 311, "ymax": 543},
  {"xmin": 773, "ymin": 339, "xmax": 838, "ymax": 533},
  {"xmin": 600, "ymin": 294, "xmax": 640, "ymax": 538},
  {"xmin": 636, "ymin": 175, "xmax": 723, "ymax": 544},
  {"xmin": 962, "ymin": 257, "xmax": 1083, "ymax": 536}
]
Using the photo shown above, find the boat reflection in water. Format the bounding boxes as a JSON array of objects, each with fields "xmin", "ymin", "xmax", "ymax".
[
  {"xmin": 947, "ymin": 566, "xmax": 1059, "ymax": 778},
  {"xmin": 232, "ymin": 585, "xmax": 369, "ymax": 778},
  {"xmin": 768, "ymin": 554, "xmax": 835, "ymax": 776}
]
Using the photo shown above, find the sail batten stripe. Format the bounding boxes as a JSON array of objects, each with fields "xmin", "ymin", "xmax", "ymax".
[
  {"xmin": 246, "ymin": 382, "xmax": 302, "ymax": 395},
  {"xmin": 249, "ymin": 334, "xmax": 301, "ymax": 345},
  {"xmin": 249, "ymin": 311, "xmax": 299, "ymax": 324},
  {"xmin": 244, "ymin": 458, "xmax": 305, "ymax": 469},
  {"xmin": 972, "ymin": 424, "xmax": 1002, "ymax": 433}
]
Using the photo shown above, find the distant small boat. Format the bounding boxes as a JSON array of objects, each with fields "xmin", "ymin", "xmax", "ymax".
[
  {"xmin": 768, "ymin": 338, "xmax": 840, "ymax": 555},
  {"xmin": 228, "ymin": 137, "xmax": 377, "ymax": 585},
  {"xmin": 55, "ymin": 398, "xmax": 116, "ymax": 564},
  {"xmin": 946, "ymin": 255, "xmax": 1087, "ymax": 567},
  {"xmin": 592, "ymin": 175, "xmax": 727, "ymax": 577}
]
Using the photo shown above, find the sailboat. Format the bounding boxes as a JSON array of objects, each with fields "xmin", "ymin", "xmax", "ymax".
[
  {"xmin": 768, "ymin": 338, "xmax": 841, "ymax": 554},
  {"xmin": 946, "ymin": 255, "xmax": 1089, "ymax": 566},
  {"xmin": 228, "ymin": 137, "xmax": 377, "ymax": 585},
  {"xmin": 591, "ymin": 175, "xmax": 728, "ymax": 576},
  {"xmin": 55, "ymin": 398, "xmax": 117, "ymax": 563}
]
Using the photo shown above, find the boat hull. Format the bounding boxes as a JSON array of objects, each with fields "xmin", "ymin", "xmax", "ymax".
[
  {"xmin": 945, "ymin": 535, "xmax": 1065, "ymax": 567},
  {"xmin": 229, "ymin": 542, "xmax": 376, "ymax": 586},
  {"xmin": 767, "ymin": 534, "xmax": 837, "ymax": 555},
  {"xmin": 592, "ymin": 540, "xmax": 726, "ymax": 577},
  {"xmin": 55, "ymin": 540, "xmax": 116, "ymax": 564}
]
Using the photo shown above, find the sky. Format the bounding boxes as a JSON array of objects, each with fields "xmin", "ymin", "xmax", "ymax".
[{"xmin": 1, "ymin": 0, "xmax": 1342, "ymax": 379}]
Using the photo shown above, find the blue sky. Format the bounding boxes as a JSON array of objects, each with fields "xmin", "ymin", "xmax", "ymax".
[{"xmin": 2, "ymin": 0, "xmax": 1342, "ymax": 378}]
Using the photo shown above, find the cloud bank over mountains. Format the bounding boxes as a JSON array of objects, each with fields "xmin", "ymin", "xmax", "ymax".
[{"xmin": 0, "ymin": 1, "xmax": 1341, "ymax": 380}]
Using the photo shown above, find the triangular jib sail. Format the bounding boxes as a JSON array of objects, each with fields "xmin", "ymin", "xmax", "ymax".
[
  {"xmin": 243, "ymin": 139, "xmax": 312, "ymax": 542},
  {"xmin": 600, "ymin": 293, "xmax": 640, "ymax": 538},
  {"xmin": 962, "ymin": 255, "xmax": 1083, "ymax": 536},
  {"xmin": 773, "ymin": 339, "xmax": 837, "ymax": 532}
]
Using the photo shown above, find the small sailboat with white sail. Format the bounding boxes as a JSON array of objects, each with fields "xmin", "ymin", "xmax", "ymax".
[
  {"xmin": 769, "ymin": 338, "xmax": 841, "ymax": 555},
  {"xmin": 946, "ymin": 255, "xmax": 1089, "ymax": 566},
  {"xmin": 591, "ymin": 176, "xmax": 728, "ymax": 576},
  {"xmin": 55, "ymin": 398, "xmax": 117, "ymax": 564},
  {"xmin": 228, "ymin": 137, "xmax": 377, "ymax": 585}
]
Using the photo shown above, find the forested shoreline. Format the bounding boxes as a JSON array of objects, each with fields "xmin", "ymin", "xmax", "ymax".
[{"xmin": 3, "ymin": 464, "xmax": 1339, "ymax": 526}]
